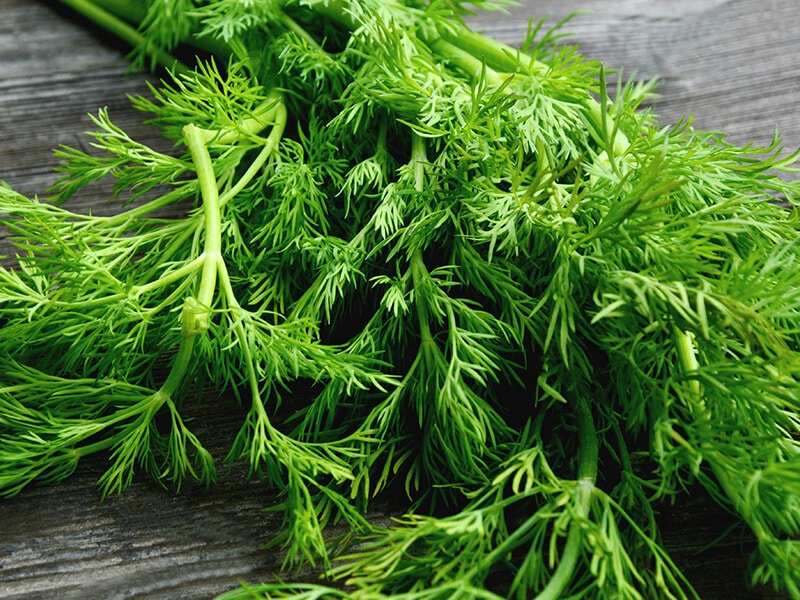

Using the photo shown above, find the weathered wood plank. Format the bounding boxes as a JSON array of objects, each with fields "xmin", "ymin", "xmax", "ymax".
[{"xmin": 0, "ymin": 1, "xmax": 797, "ymax": 598}]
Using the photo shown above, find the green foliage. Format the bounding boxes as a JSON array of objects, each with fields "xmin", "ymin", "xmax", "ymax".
[{"xmin": 4, "ymin": 0, "xmax": 800, "ymax": 597}]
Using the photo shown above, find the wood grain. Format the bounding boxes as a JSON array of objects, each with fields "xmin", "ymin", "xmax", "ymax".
[{"xmin": 0, "ymin": 1, "xmax": 797, "ymax": 598}]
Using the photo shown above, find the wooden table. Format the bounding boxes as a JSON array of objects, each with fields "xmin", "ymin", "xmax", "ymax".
[{"xmin": 0, "ymin": 1, "xmax": 797, "ymax": 598}]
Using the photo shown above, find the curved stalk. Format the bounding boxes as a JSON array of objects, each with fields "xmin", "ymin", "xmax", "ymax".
[
  {"xmin": 184, "ymin": 123, "xmax": 222, "ymax": 307},
  {"xmin": 144, "ymin": 122, "xmax": 221, "ymax": 400}
]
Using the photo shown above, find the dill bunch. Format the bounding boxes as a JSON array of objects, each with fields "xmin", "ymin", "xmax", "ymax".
[{"xmin": 2, "ymin": 0, "xmax": 800, "ymax": 597}]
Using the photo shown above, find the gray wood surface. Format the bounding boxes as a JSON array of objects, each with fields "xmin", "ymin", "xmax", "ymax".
[{"xmin": 0, "ymin": 0, "xmax": 798, "ymax": 598}]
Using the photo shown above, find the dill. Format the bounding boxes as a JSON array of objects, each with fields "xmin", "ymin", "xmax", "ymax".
[{"xmin": 2, "ymin": 1, "xmax": 800, "ymax": 597}]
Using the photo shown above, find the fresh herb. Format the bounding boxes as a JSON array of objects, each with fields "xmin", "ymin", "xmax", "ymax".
[{"xmin": 3, "ymin": 0, "xmax": 800, "ymax": 598}]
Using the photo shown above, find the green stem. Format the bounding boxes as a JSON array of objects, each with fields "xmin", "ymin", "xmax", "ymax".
[
  {"xmin": 62, "ymin": 0, "xmax": 232, "ymax": 62},
  {"xmin": 574, "ymin": 395, "xmax": 600, "ymax": 483},
  {"xmin": 411, "ymin": 250, "xmax": 435, "ymax": 350},
  {"xmin": 148, "ymin": 123, "xmax": 223, "ymax": 399},
  {"xmin": 672, "ymin": 329, "xmax": 759, "ymax": 529},
  {"xmin": 215, "ymin": 257, "xmax": 265, "ymax": 419},
  {"xmin": 186, "ymin": 130, "xmax": 275, "ymax": 461},
  {"xmin": 219, "ymin": 95, "xmax": 288, "ymax": 204},
  {"xmin": 182, "ymin": 97, "xmax": 286, "ymax": 420},
  {"xmin": 675, "ymin": 327, "xmax": 703, "ymax": 403},
  {"xmin": 407, "ymin": 134, "xmax": 436, "ymax": 351},
  {"xmin": 184, "ymin": 123, "xmax": 222, "ymax": 308},
  {"xmin": 426, "ymin": 38, "xmax": 506, "ymax": 86},
  {"xmin": 410, "ymin": 130, "xmax": 427, "ymax": 190},
  {"xmin": 195, "ymin": 91, "xmax": 285, "ymax": 145},
  {"xmin": 158, "ymin": 330, "xmax": 197, "ymax": 397},
  {"xmin": 439, "ymin": 27, "xmax": 547, "ymax": 78},
  {"xmin": 54, "ymin": 0, "xmax": 190, "ymax": 73},
  {"xmin": 534, "ymin": 394, "xmax": 598, "ymax": 600},
  {"xmin": 97, "ymin": 185, "xmax": 195, "ymax": 226},
  {"xmin": 81, "ymin": 117, "xmax": 256, "ymax": 465},
  {"xmin": 131, "ymin": 254, "xmax": 206, "ymax": 298},
  {"xmin": 73, "ymin": 398, "xmax": 162, "ymax": 458},
  {"xmin": 278, "ymin": 11, "xmax": 324, "ymax": 50},
  {"xmin": 78, "ymin": 0, "xmax": 146, "ymax": 25}
]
